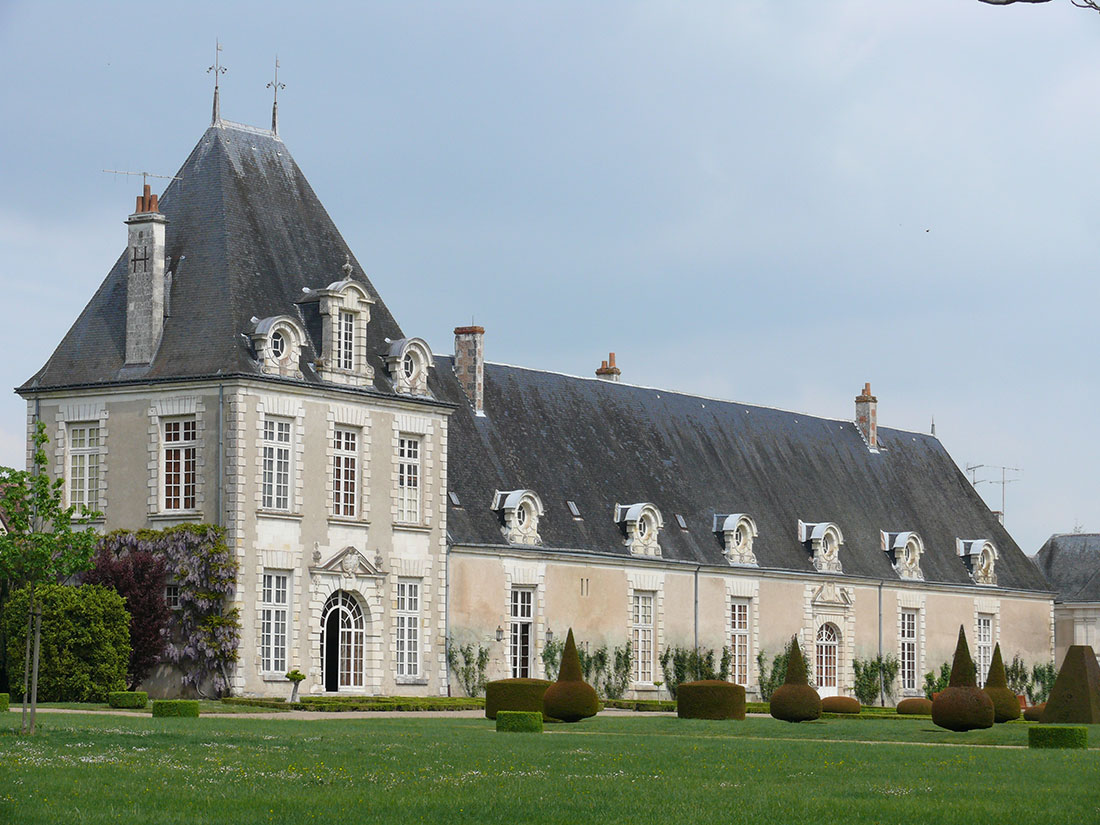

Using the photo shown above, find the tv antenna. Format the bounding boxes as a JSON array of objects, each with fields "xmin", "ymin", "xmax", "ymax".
[
  {"xmin": 966, "ymin": 463, "xmax": 1021, "ymax": 522},
  {"xmin": 102, "ymin": 170, "xmax": 182, "ymax": 188}
]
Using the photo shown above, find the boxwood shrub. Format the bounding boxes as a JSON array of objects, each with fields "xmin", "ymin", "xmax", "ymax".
[
  {"xmin": 821, "ymin": 696, "xmax": 860, "ymax": 714},
  {"xmin": 485, "ymin": 678, "xmax": 552, "ymax": 720},
  {"xmin": 983, "ymin": 644, "xmax": 1020, "ymax": 723},
  {"xmin": 0, "ymin": 693, "xmax": 8, "ymax": 713},
  {"xmin": 495, "ymin": 710, "xmax": 543, "ymax": 733},
  {"xmin": 108, "ymin": 691, "xmax": 148, "ymax": 709},
  {"xmin": 152, "ymin": 699, "xmax": 200, "ymax": 718},
  {"xmin": 896, "ymin": 697, "xmax": 933, "ymax": 715},
  {"xmin": 931, "ymin": 627, "xmax": 994, "ymax": 732},
  {"xmin": 1023, "ymin": 702, "xmax": 1045, "ymax": 722},
  {"xmin": 1028, "ymin": 726, "xmax": 1087, "ymax": 749},
  {"xmin": 677, "ymin": 680, "xmax": 746, "ymax": 720},
  {"xmin": 770, "ymin": 638, "xmax": 821, "ymax": 723},
  {"xmin": 542, "ymin": 629, "xmax": 599, "ymax": 723}
]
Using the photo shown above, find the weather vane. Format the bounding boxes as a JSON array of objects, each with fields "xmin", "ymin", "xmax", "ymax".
[
  {"xmin": 207, "ymin": 39, "xmax": 227, "ymax": 125},
  {"xmin": 267, "ymin": 56, "xmax": 286, "ymax": 135}
]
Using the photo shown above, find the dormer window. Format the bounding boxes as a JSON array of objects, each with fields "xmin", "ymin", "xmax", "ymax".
[
  {"xmin": 616, "ymin": 502, "xmax": 663, "ymax": 557},
  {"xmin": 957, "ymin": 539, "xmax": 997, "ymax": 586},
  {"xmin": 386, "ymin": 338, "xmax": 434, "ymax": 396},
  {"xmin": 251, "ymin": 316, "xmax": 306, "ymax": 379},
  {"xmin": 337, "ymin": 310, "xmax": 356, "ymax": 370},
  {"xmin": 799, "ymin": 520, "xmax": 844, "ymax": 573},
  {"xmin": 715, "ymin": 513, "xmax": 758, "ymax": 566},
  {"xmin": 270, "ymin": 331, "xmax": 287, "ymax": 360},
  {"xmin": 492, "ymin": 489, "xmax": 543, "ymax": 546},
  {"xmin": 296, "ymin": 262, "xmax": 375, "ymax": 387},
  {"xmin": 883, "ymin": 531, "xmax": 924, "ymax": 581}
]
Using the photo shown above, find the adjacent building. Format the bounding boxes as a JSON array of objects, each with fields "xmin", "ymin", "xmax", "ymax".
[{"xmin": 1033, "ymin": 534, "xmax": 1100, "ymax": 666}]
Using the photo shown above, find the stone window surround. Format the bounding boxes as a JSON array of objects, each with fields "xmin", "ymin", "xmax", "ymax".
[
  {"xmin": 307, "ymin": 571, "xmax": 385, "ymax": 695},
  {"xmin": 308, "ymin": 279, "xmax": 375, "ymax": 387},
  {"xmin": 254, "ymin": 395, "xmax": 306, "ymax": 516},
  {"xmin": 390, "ymin": 557, "xmax": 433, "ymax": 685},
  {"xmin": 54, "ymin": 402, "xmax": 109, "ymax": 516},
  {"xmin": 326, "ymin": 404, "xmax": 372, "ymax": 523},
  {"xmin": 257, "ymin": 551, "xmax": 298, "ymax": 682},
  {"xmin": 627, "ymin": 570, "xmax": 665, "ymax": 688},
  {"xmin": 251, "ymin": 316, "xmax": 307, "ymax": 379},
  {"xmin": 716, "ymin": 513, "xmax": 758, "ymax": 567},
  {"xmin": 799, "ymin": 520, "xmax": 844, "ymax": 574},
  {"xmin": 974, "ymin": 596, "xmax": 1000, "ymax": 686},
  {"xmin": 148, "ymin": 397, "xmax": 206, "ymax": 517},
  {"xmin": 957, "ymin": 539, "xmax": 998, "ymax": 587},
  {"xmin": 503, "ymin": 560, "xmax": 546, "ymax": 679},
  {"xmin": 391, "ymin": 413, "xmax": 436, "ymax": 529},
  {"xmin": 617, "ymin": 503, "xmax": 663, "ymax": 558},
  {"xmin": 896, "ymin": 591, "xmax": 927, "ymax": 696},
  {"xmin": 385, "ymin": 337, "xmax": 434, "ymax": 397},
  {"xmin": 492, "ymin": 489, "xmax": 544, "ymax": 546},
  {"xmin": 803, "ymin": 580, "xmax": 856, "ymax": 694},
  {"xmin": 883, "ymin": 531, "xmax": 925, "ymax": 581},
  {"xmin": 725, "ymin": 577, "xmax": 760, "ymax": 690}
]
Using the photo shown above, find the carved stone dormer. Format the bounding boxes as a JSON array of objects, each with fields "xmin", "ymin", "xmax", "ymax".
[
  {"xmin": 799, "ymin": 520, "xmax": 844, "ymax": 573},
  {"xmin": 616, "ymin": 502, "xmax": 662, "ymax": 557},
  {"xmin": 957, "ymin": 539, "xmax": 997, "ymax": 586},
  {"xmin": 250, "ymin": 315, "xmax": 306, "ymax": 379},
  {"xmin": 715, "ymin": 513, "xmax": 758, "ymax": 566},
  {"xmin": 297, "ymin": 258, "xmax": 375, "ymax": 386},
  {"xmin": 492, "ymin": 489, "xmax": 544, "ymax": 546},
  {"xmin": 385, "ymin": 337, "xmax": 434, "ymax": 397},
  {"xmin": 883, "ymin": 531, "xmax": 925, "ymax": 581}
]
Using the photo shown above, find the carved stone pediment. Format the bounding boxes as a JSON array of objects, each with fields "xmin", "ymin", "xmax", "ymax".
[
  {"xmin": 810, "ymin": 581, "xmax": 853, "ymax": 609},
  {"xmin": 312, "ymin": 546, "xmax": 381, "ymax": 579}
]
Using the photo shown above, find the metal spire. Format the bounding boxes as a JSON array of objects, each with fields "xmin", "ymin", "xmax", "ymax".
[
  {"xmin": 207, "ymin": 39, "xmax": 227, "ymax": 125},
  {"xmin": 267, "ymin": 56, "xmax": 286, "ymax": 135},
  {"xmin": 930, "ymin": 415, "xmax": 936, "ymax": 437}
]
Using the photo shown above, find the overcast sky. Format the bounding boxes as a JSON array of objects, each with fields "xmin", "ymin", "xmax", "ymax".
[{"xmin": 0, "ymin": 1, "xmax": 1096, "ymax": 555}]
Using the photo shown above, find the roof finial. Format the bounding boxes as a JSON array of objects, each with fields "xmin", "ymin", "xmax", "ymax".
[
  {"xmin": 342, "ymin": 254, "xmax": 353, "ymax": 278},
  {"xmin": 267, "ymin": 55, "xmax": 285, "ymax": 135},
  {"xmin": 207, "ymin": 39, "xmax": 227, "ymax": 125},
  {"xmin": 931, "ymin": 415, "xmax": 936, "ymax": 437}
]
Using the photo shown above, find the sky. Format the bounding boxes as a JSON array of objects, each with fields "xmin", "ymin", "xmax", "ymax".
[{"xmin": 0, "ymin": 1, "xmax": 1097, "ymax": 555}]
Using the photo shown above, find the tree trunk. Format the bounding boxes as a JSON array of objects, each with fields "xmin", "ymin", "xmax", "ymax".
[
  {"xmin": 20, "ymin": 608, "xmax": 31, "ymax": 734},
  {"xmin": 29, "ymin": 608, "xmax": 42, "ymax": 735}
]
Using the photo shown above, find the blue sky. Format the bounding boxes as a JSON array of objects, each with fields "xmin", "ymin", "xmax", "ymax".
[{"xmin": 0, "ymin": 1, "xmax": 1097, "ymax": 554}]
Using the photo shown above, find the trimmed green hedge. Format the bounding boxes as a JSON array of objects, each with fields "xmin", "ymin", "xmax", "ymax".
[
  {"xmin": 821, "ymin": 696, "xmax": 861, "ymax": 714},
  {"xmin": 1041, "ymin": 645, "xmax": 1100, "ymax": 724},
  {"xmin": 770, "ymin": 639, "xmax": 821, "ymax": 723},
  {"xmin": 496, "ymin": 710, "xmax": 543, "ymax": 733},
  {"xmin": 0, "ymin": 693, "xmax": 8, "ymax": 713},
  {"xmin": 1023, "ymin": 703, "xmax": 1045, "ymax": 722},
  {"xmin": 1028, "ymin": 726, "xmax": 1087, "ymax": 749},
  {"xmin": 931, "ymin": 628, "xmax": 994, "ymax": 732},
  {"xmin": 152, "ymin": 699, "xmax": 199, "ymax": 718},
  {"xmin": 485, "ymin": 678, "xmax": 552, "ymax": 720},
  {"xmin": 677, "ymin": 680, "xmax": 746, "ymax": 720},
  {"xmin": 108, "ymin": 691, "xmax": 148, "ymax": 709},
  {"xmin": 542, "ymin": 630, "xmax": 599, "ymax": 723},
  {"xmin": 897, "ymin": 697, "xmax": 933, "ymax": 715}
]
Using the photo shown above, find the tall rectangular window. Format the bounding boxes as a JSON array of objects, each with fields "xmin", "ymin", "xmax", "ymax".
[
  {"xmin": 976, "ymin": 614, "xmax": 994, "ymax": 686},
  {"xmin": 731, "ymin": 600, "xmax": 750, "ymax": 686},
  {"xmin": 261, "ymin": 572, "xmax": 288, "ymax": 673},
  {"xmin": 900, "ymin": 609, "xmax": 918, "ymax": 691},
  {"xmin": 396, "ymin": 579, "xmax": 420, "ymax": 679},
  {"xmin": 163, "ymin": 417, "xmax": 197, "ymax": 511},
  {"xmin": 262, "ymin": 418, "xmax": 292, "ymax": 511},
  {"xmin": 332, "ymin": 428, "xmax": 358, "ymax": 518},
  {"xmin": 67, "ymin": 423, "xmax": 101, "ymax": 512},
  {"xmin": 510, "ymin": 588, "xmax": 533, "ymax": 678},
  {"xmin": 398, "ymin": 435, "xmax": 421, "ymax": 523},
  {"xmin": 632, "ymin": 592, "xmax": 654, "ymax": 683},
  {"xmin": 337, "ymin": 311, "xmax": 355, "ymax": 371}
]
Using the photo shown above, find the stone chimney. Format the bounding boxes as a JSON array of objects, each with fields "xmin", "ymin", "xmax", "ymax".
[
  {"xmin": 855, "ymin": 382, "xmax": 877, "ymax": 449},
  {"xmin": 125, "ymin": 185, "xmax": 168, "ymax": 364},
  {"xmin": 595, "ymin": 352, "xmax": 621, "ymax": 382},
  {"xmin": 454, "ymin": 326, "xmax": 485, "ymax": 415}
]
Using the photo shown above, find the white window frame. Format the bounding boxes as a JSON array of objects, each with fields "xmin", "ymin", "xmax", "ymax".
[
  {"xmin": 730, "ymin": 599, "xmax": 750, "ymax": 686},
  {"xmin": 332, "ymin": 427, "xmax": 358, "ymax": 518},
  {"xmin": 510, "ymin": 587, "xmax": 534, "ymax": 679},
  {"xmin": 632, "ymin": 592, "xmax": 655, "ymax": 684},
  {"xmin": 816, "ymin": 623, "xmax": 839, "ymax": 690},
  {"xmin": 337, "ymin": 310, "xmax": 356, "ymax": 371},
  {"xmin": 900, "ymin": 608, "xmax": 918, "ymax": 692},
  {"xmin": 262, "ymin": 418, "xmax": 292, "ymax": 511},
  {"xmin": 165, "ymin": 583, "xmax": 180, "ymax": 610},
  {"xmin": 396, "ymin": 579, "xmax": 421, "ymax": 679},
  {"xmin": 261, "ymin": 571, "xmax": 289, "ymax": 674},
  {"xmin": 397, "ymin": 435, "xmax": 421, "ymax": 524},
  {"xmin": 162, "ymin": 416, "xmax": 197, "ymax": 512},
  {"xmin": 976, "ymin": 613, "xmax": 994, "ymax": 687},
  {"xmin": 67, "ymin": 422, "xmax": 102, "ymax": 512}
]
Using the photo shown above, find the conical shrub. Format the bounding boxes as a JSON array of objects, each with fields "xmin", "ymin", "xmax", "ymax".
[
  {"xmin": 1040, "ymin": 645, "xmax": 1100, "ymax": 724},
  {"xmin": 542, "ymin": 628, "xmax": 599, "ymax": 723},
  {"xmin": 770, "ymin": 637, "xmax": 821, "ymax": 723},
  {"xmin": 931, "ymin": 626, "xmax": 994, "ymax": 731},
  {"xmin": 983, "ymin": 644, "xmax": 1020, "ymax": 723}
]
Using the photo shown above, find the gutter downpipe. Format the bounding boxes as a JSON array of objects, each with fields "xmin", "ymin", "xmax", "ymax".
[
  {"xmin": 445, "ymin": 540, "xmax": 451, "ymax": 697},
  {"xmin": 217, "ymin": 384, "xmax": 224, "ymax": 527},
  {"xmin": 878, "ymin": 580, "xmax": 884, "ymax": 706},
  {"xmin": 694, "ymin": 565, "xmax": 701, "ymax": 654}
]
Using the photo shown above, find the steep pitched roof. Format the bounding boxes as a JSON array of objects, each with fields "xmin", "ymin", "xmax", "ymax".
[
  {"xmin": 1034, "ymin": 534, "xmax": 1100, "ymax": 602},
  {"xmin": 21, "ymin": 121, "xmax": 408, "ymax": 395},
  {"xmin": 439, "ymin": 359, "xmax": 1050, "ymax": 593}
]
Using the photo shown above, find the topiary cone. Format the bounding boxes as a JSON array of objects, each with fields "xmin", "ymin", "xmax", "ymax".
[
  {"xmin": 769, "ymin": 636, "xmax": 821, "ymax": 723},
  {"xmin": 983, "ymin": 643, "xmax": 1020, "ymax": 723},
  {"xmin": 931, "ymin": 626, "xmax": 994, "ymax": 732},
  {"xmin": 542, "ymin": 628, "xmax": 599, "ymax": 723}
]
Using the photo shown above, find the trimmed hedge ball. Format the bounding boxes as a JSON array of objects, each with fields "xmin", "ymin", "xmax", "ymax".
[
  {"xmin": 677, "ymin": 680, "xmax": 746, "ymax": 720},
  {"xmin": 485, "ymin": 678, "xmax": 552, "ymax": 720},
  {"xmin": 770, "ymin": 638, "xmax": 821, "ymax": 723},
  {"xmin": 1028, "ymin": 726, "xmax": 1087, "ymax": 750},
  {"xmin": 931, "ymin": 687, "xmax": 994, "ymax": 732},
  {"xmin": 1023, "ymin": 703, "xmax": 1045, "ymax": 722},
  {"xmin": 496, "ymin": 711, "xmax": 543, "ymax": 733},
  {"xmin": 0, "ymin": 693, "xmax": 8, "ymax": 713},
  {"xmin": 543, "ymin": 680, "xmax": 599, "ymax": 723},
  {"xmin": 108, "ymin": 691, "xmax": 148, "ymax": 709},
  {"xmin": 151, "ymin": 699, "xmax": 199, "ymax": 718},
  {"xmin": 821, "ymin": 696, "xmax": 861, "ymax": 715},
  {"xmin": 896, "ymin": 698, "xmax": 933, "ymax": 715}
]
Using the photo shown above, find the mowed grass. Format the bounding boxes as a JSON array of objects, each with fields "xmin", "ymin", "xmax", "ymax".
[{"xmin": 1, "ymin": 712, "xmax": 1098, "ymax": 825}]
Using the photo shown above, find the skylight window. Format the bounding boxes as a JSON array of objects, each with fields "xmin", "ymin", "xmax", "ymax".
[
  {"xmin": 566, "ymin": 500, "xmax": 581, "ymax": 518},
  {"xmin": 675, "ymin": 514, "xmax": 688, "ymax": 530},
  {"xmin": 448, "ymin": 491, "xmax": 462, "ymax": 507}
]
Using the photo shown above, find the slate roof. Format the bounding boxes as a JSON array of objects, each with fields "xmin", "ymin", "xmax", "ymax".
[
  {"xmin": 1034, "ymin": 534, "xmax": 1100, "ymax": 602},
  {"xmin": 438, "ymin": 359, "xmax": 1051, "ymax": 593},
  {"xmin": 20, "ymin": 121, "xmax": 412, "ymax": 397}
]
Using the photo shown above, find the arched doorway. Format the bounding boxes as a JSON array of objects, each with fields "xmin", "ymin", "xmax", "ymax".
[
  {"xmin": 816, "ymin": 623, "xmax": 839, "ymax": 697},
  {"xmin": 321, "ymin": 591, "xmax": 366, "ymax": 692}
]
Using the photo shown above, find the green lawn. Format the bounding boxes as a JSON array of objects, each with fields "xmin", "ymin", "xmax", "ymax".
[{"xmin": 1, "ymin": 712, "xmax": 1097, "ymax": 824}]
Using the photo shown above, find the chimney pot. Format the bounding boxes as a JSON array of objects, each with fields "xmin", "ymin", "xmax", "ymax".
[
  {"xmin": 595, "ymin": 351, "xmax": 622, "ymax": 382},
  {"xmin": 855, "ymin": 381, "xmax": 878, "ymax": 449}
]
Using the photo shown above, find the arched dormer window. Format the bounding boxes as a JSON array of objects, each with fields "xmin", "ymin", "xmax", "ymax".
[
  {"xmin": 799, "ymin": 520, "xmax": 844, "ymax": 573},
  {"xmin": 882, "ymin": 531, "xmax": 924, "ymax": 581},
  {"xmin": 715, "ymin": 513, "xmax": 758, "ymax": 566},
  {"xmin": 251, "ymin": 316, "xmax": 306, "ymax": 379},
  {"xmin": 385, "ymin": 338, "xmax": 434, "ymax": 397},
  {"xmin": 957, "ymin": 539, "xmax": 997, "ymax": 586},
  {"xmin": 616, "ymin": 502, "xmax": 663, "ymax": 557},
  {"xmin": 297, "ymin": 259, "xmax": 376, "ymax": 387},
  {"xmin": 492, "ymin": 489, "xmax": 544, "ymax": 546}
]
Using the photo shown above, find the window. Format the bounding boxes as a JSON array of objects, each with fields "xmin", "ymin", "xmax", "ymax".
[
  {"xmin": 322, "ymin": 591, "xmax": 365, "ymax": 691},
  {"xmin": 402, "ymin": 351, "xmax": 416, "ymax": 379},
  {"xmin": 270, "ymin": 331, "xmax": 287, "ymax": 360},
  {"xmin": 632, "ymin": 592, "xmax": 654, "ymax": 683},
  {"xmin": 262, "ymin": 418, "xmax": 292, "ymax": 510},
  {"xmin": 976, "ymin": 614, "xmax": 994, "ymax": 686},
  {"xmin": 816, "ymin": 624, "xmax": 838, "ymax": 689},
  {"xmin": 731, "ymin": 600, "xmax": 750, "ymax": 686},
  {"xmin": 397, "ymin": 435, "xmax": 421, "ymax": 523},
  {"xmin": 337, "ymin": 311, "xmax": 355, "ymax": 371},
  {"xmin": 261, "ymin": 572, "xmax": 289, "ymax": 673},
  {"xmin": 900, "ymin": 609, "xmax": 918, "ymax": 691},
  {"xmin": 68, "ymin": 423, "xmax": 101, "ymax": 512},
  {"xmin": 396, "ymin": 580, "xmax": 420, "ymax": 679},
  {"xmin": 163, "ymin": 417, "xmax": 197, "ymax": 511},
  {"xmin": 510, "ymin": 588, "xmax": 533, "ymax": 678},
  {"xmin": 165, "ymin": 584, "xmax": 180, "ymax": 610},
  {"xmin": 332, "ymin": 428, "xmax": 358, "ymax": 518}
]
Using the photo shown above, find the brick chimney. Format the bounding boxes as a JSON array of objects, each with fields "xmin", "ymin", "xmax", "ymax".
[
  {"xmin": 855, "ymin": 382, "xmax": 877, "ymax": 449},
  {"xmin": 454, "ymin": 326, "xmax": 485, "ymax": 415},
  {"xmin": 595, "ymin": 352, "xmax": 621, "ymax": 382},
  {"xmin": 125, "ymin": 184, "xmax": 168, "ymax": 364}
]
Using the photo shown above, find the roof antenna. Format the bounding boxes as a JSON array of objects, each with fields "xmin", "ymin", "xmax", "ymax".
[
  {"xmin": 267, "ymin": 55, "xmax": 285, "ymax": 135},
  {"xmin": 208, "ymin": 39, "xmax": 227, "ymax": 126},
  {"xmin": 930, "ymin": 415, "xmax": 936, "ymax": 437}
]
